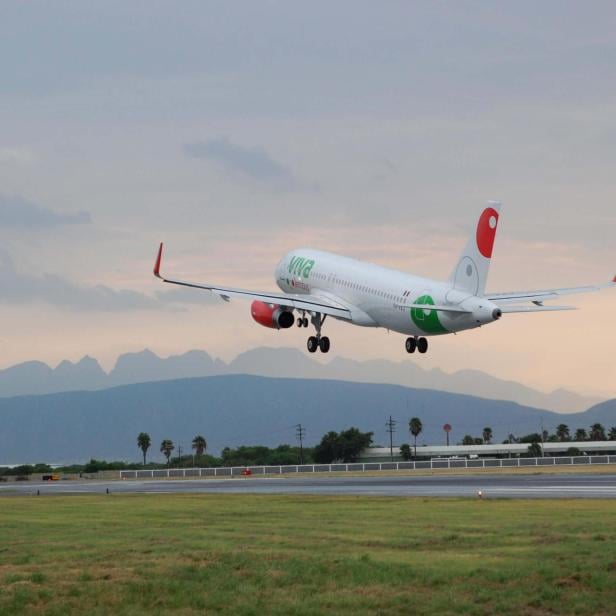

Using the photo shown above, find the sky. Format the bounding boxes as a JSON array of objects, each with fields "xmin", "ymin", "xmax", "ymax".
[{"xmin": 0, "ymin": 1, "xmax": 614, "ymax": 398}]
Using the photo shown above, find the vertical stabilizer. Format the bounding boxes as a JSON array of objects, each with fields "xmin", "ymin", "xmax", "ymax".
[{"xmin": 449, "ymin": 202, "xmax": 501, "ymax": 296}]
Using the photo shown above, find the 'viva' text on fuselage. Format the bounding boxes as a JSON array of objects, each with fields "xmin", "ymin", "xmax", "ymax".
[{"xmin": 288, "ymin": 256, "xmax": 315, "ymax": 278}]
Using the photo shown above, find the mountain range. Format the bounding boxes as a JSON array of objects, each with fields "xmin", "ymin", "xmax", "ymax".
[
  {"xmin": 0, "ymin": 347, "xmax": 604, "ymax": 413},
  {"xmin": 0, "ymin": 374, "xmax": 614, "ymax": 465}
]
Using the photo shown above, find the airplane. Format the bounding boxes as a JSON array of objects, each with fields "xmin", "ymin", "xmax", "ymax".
[{"xmin": 153, "ymin": 203, "xmax": 614, "ymax": 355}]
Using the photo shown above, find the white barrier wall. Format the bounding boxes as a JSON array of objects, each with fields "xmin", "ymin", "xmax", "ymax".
[{"xmin": 119, "ymin": 455, "xmax": 616, "ymax": 480}]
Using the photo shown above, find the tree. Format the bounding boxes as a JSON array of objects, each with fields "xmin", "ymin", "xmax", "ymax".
[
  {"xmin": 313, "ymin": 431, "xmax": 341, "ymax": 464},
  {"xmin": 589, "ymin": 423, "xmax": 606, "ymax": 441},
  {"xmin": 409, "ymin": 417, "xmax": 423, "ymax": 459},
  {"xmin": 527, "ymin": 442, "xmax": 542, "ymax": 457},
  {"xmin": 399, "ymin": 444, "xmax": 412, "ymax": 461},
  {"xmin": 519, "ymin": 433, "xmax": 543, "ymax": 444},
  {"xmin": 137, "ymin": 432, "xmax": 151, "ymax": 466},
  {"xmin": 220, "ymin": 444, "xmax": 312, "ymax": 466},
  {"xmin": 313, "ymin": 428, "xmax": 373, "ymax": 463},
  {"xmin": 609, "ymin": 427, "xmax": 616, "ymax": 441},
  {"xmin": 542, "ymin": 429, "xmax": 549, "ymax": 443},
  {"xmin": 556, "ymin": 424, "xmax": 570, "ymax": 442},
  {"xmin": 461, "ymin": 435, "xmax": 475, "ymax": 445},
  {"xmin": 574, "ymin": 428, "xmax": 587, "ymax": 442},
  {"xmin": 160, "ymin": 439, "xmax": 175, "ymax": 466},
  {"xmin": 192, "ymin": 435, "xmax": 207, "ymax": 458},
  {"xmin": 482, "ymin": 427, "xmax": 493, "ymax": 444},
  {"xmin": 337, "ymin": 427, "xmax": 373, "ymax": 462}
]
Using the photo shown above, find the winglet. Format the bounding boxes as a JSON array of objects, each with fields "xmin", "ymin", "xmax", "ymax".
[
  {"xmin": 154, "ymin": 242, "xmax": 164, "ymax": 279},
  {"xmin": 612, "ymin": 274, "xmax": 616, "ymax": 283}
]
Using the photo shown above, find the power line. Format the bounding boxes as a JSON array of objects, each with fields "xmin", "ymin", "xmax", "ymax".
[
  {"xmin": 296, "ymin": 424, "xmax": 306, "ymax": 464},
  {"xmin": 386, "ymin": 416, "xmax": 397, "ymax": 462}
]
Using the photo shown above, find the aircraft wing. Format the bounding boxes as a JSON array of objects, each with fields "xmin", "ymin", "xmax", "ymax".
[
  {"xmin": 486, "ymin": 277, "xmax": 616, "ymax": 306},
  {"xmin": 153, "ymin": 243, "xmax": 352, "ymax": 320}
]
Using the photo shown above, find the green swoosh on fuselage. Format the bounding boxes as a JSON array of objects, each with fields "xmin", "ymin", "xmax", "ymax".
[{"xmin": 410, "ymin": 295, "xmax": 448, "ymax": 334}]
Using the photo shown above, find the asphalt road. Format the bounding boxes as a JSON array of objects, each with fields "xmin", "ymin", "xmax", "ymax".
[{"xmin": 2, "ymin": 472, "xmax": 616, "ymax": 498}]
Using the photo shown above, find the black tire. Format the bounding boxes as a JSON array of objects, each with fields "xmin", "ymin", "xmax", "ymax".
[
  {"xmin": 417, "ymin": 337, "xmax": 428, "ymax": 354},
  {"xmin": 319, "ymin": 336, "xmax": 330, "ymax": 353},
  {"xmin": 307, "ymin": 336, "xmax": 318, "ymax": 353},
  {"xmin": 303, "ymin": 317, "xmax": 309, "ymax": 327},
  {"xmin": 405, "ymin": 337, "xmax": 416, "ymax": 353},
  {"xmin": 297, "ymin": 319, "xmax": 303, "ymax": 328}
]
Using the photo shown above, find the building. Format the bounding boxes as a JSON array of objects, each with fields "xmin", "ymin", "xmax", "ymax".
[{"xmin": 361, "ymin": 441, "xmax": 616, "ymax": 461}]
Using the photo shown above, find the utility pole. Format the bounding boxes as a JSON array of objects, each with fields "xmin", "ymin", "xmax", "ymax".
[
  {"xmin": 177, "ymin": 444, "xmax": 182, "ymax": 466},
  {"xmin": 296, "ymin": 424, "xmax": 306, "ymax": 464},
  {"xmin": 386, "ymin": 416, "xmax": 397, "ymax": 462}
]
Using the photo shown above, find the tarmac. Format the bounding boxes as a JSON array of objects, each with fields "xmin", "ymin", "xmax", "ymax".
[{"xmin": 2, "ymin": 472, "xmax": 616, "ymax": 498}]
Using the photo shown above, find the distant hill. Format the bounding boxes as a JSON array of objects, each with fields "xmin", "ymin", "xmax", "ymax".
[
  {"xmin": 0, "ymin": 375, "xmax": 613, "ymax": 465},
  {"xmin": 0, "ymin": 347, "xmax": 603, "ymax": 414}
]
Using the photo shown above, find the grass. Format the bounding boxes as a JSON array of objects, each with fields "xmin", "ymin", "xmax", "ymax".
[{"xmin": 0, "ymin": 495, "xmax": 615, "ymax": 615}]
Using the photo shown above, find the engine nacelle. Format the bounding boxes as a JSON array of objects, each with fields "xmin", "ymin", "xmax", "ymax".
[{"xmin": 251, "ymin": 300, "xmax": 295, "ymax": 329}]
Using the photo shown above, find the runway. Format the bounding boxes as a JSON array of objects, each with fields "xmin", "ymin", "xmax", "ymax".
[{"xmin": 2, "ymin": 472, "xmax": 616, "ymax": 498}]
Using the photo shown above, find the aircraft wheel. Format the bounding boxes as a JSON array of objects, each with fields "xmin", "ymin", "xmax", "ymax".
[
  {"xmin": 417, "ymin": 337, "xmax": 428, "ymax": 354},
  {"xmin": 303, "ymin": 317, "xmax": 309, "ymax": 327},
  {"xmin": 307, "ymin": 336, "xmax": 319, "ymax": 353},
  {"xmin": 297, "ymin": 319, "xmax": 303, "ymax": 328},
  {"xmin": 319, "ymin": 336, "xmax": 330, "ymax": 353},
  {"xmin": 405, "ymin": 337, "xmax": 416, "ymax": 353}
]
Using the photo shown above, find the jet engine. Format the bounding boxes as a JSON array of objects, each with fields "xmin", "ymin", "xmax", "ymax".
[{"xmin": 250, "ymin": 300, "xmax": 295, "ymax": 329}]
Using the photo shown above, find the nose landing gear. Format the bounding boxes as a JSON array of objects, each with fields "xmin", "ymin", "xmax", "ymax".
[
  {"xmin": 306, "ymin": 313, "xmax": 330, "ymax": 353},
  {"xmin": 405, "ymin": 336, "xmax": 428, "ymax": 354}
]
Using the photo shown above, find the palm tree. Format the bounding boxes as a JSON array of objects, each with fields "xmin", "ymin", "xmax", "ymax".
[
  {"xmin": 482, "ymin": 427, "xmax": 493, "ymax": 444},
  {"xmin": 589, "ymin": 423, "xmax": 606, "ymax": 441},
  {"xmin": 137, "ymin": 432, "xmax": 151, "ymax": 466},
  {"xmin": 160, "ymin": 439, "xmax": 175, "ymax": 466},
  {"xmin": 192, "ymin": 435, "xmax": 207, "ymax": 459},
  {"xmin": 409, "ymin": 417, "xmax": 423, "ymax": 459},
  {"xmin": 574, "ymin": 428, "xmax": 587, "ymax": 442},
  {"xmin": 556, "ymin": 424, "xmax": 570, "ymax": 442}
]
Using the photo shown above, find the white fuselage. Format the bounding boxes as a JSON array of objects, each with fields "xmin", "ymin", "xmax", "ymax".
[{"xmin": 275, "ymin": 249, "xmax": 501, "ymax": 337}]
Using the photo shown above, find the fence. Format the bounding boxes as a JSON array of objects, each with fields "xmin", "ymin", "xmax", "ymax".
[{"xmin": 119, "ymin": 454, "xmax": 616, "ymax": 480}]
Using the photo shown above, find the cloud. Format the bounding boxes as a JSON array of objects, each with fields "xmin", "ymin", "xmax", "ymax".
[
  {"xmin": 0, "ymin": 147, "xmax": 35, "ymax": 165},
  {"xmin": 184, "ymin": 138, "xmax": 298, "ymax": 187},
  {"xmin": 0, "ymin": 250, "xmax": 215, "ymax": 312},
  {"xmin": 155, "ymin": 287, "xmax": 219, "ymax": 305},
  {"xmin": 0, "ymin": 195, "xmax": 91, "ymax": 228}
]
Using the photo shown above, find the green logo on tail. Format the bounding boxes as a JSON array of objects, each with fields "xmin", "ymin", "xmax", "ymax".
[{"xmin": 410, "ymin": 295, "xmax": 447, "ymax": 334}]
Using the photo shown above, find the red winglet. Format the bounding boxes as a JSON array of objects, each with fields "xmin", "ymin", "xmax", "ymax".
[
  {"xmin": 154, "ymin": 242, "xmax": 164, "ymax": 278},
  {"xmin": 612, "ymin": 274, "xmax": 616, "ymax": 283}
]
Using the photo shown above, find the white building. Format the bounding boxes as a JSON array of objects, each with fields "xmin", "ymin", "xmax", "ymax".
[{"xmin": 362, "ymin": 441, "xmax": 616, "ymax": 461}]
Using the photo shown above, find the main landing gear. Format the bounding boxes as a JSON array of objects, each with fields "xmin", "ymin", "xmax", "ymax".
[
  {"xmin": 305, "ymin": 312, "xmax": 330, "ymax": 353},
  {"xmin": 405, "ymin": 336, "xmax": 428, "ymax": 354}
]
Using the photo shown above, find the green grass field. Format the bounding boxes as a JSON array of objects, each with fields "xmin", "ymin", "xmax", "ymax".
[{"xmin": 1, "ymin": 495, "xmax": 615, "ymax": 615}]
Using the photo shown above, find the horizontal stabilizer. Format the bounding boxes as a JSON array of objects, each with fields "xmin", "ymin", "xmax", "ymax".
[
  {"xmin": 487, "ymin": 277, "xmax": 615, "ymax": 303},
  {"xmin": 407, "ymin": 303, "xmax": 471, "ymax": 314},
  {"xmin": 499, "ymin": 305, "xmax": 576, "ymax": 313}
]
